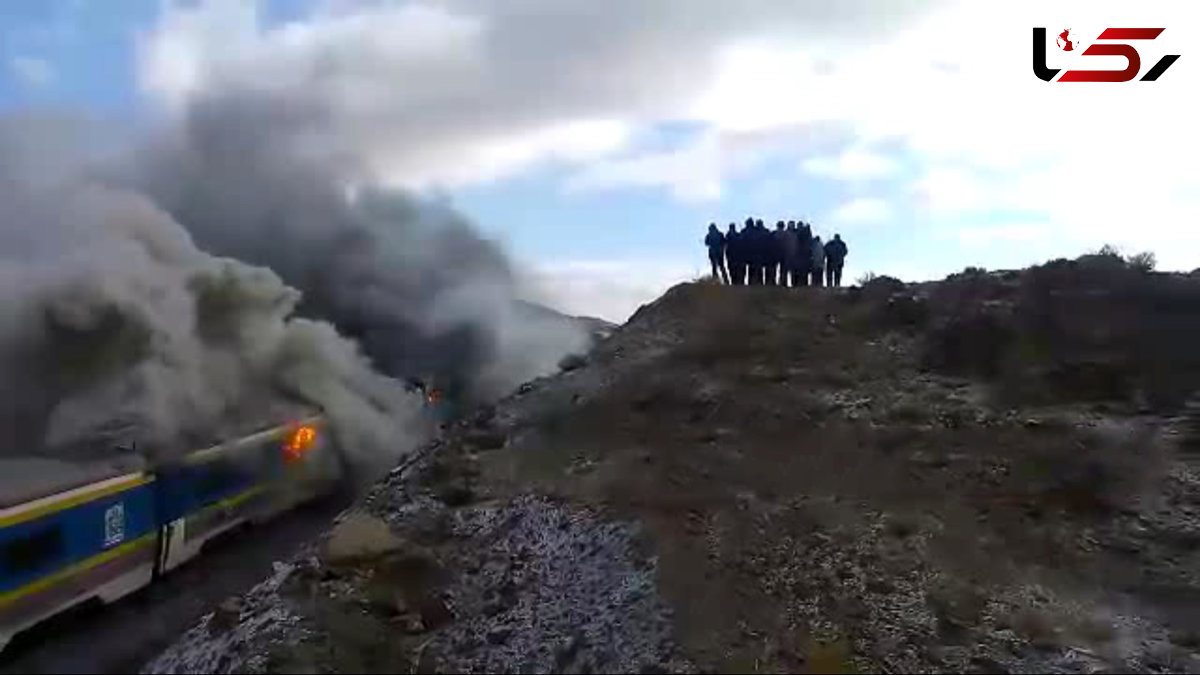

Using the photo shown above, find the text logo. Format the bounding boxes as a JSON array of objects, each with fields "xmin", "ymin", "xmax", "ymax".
[
  {"xmin": 104, "ymin": 502, "xmax": 125, "ymax": 548},
  {"xmin": 1033, "ymin": 27, "xmax": 1180, "ymax": 82}
]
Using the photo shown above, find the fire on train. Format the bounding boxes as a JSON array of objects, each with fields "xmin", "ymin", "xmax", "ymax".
[
  {"xmin": 0, "ymin": 413, "xmax": 339, "ymax": 652},
  {"xmin": 0, "ymin": 375, "xmax": 459, "ymax": 652}
]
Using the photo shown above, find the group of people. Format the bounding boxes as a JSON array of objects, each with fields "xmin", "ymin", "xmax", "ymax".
[{"xmin": 704, "ymin": 218, "xmax": 849, "ymax": 288}]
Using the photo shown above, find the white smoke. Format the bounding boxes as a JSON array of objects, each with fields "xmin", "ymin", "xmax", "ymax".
[
  {"xmin": 0, "ymin": 103, "xmax": 586, "ymax": 479},
  {"xmin": 0, "ymin": 136, "xmax": 428, "ymax": 474}
]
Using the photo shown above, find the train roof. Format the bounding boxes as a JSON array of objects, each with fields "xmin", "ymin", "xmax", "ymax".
[
  {"xmin": 1, "ymin": 402, "xmax": 324, "ymax": 509},
  {"xmin": 0, "ymin": 455, "xmax": 147, "ymax": 509}
]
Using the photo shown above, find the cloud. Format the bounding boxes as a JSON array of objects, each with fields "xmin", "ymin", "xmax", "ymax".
[
  {"xmin": 803, "ymin": 146, "xmax": 901, "ymax": 180},
  {"xmin": 136, "ymin": 0, "xmax": 942, "ymax": 190},
  {"xmin": 564, "ymin": 132, "xmax": 725, "ymax": 202},
  {"xmin": 522, "ymin": 258, "xmax": 702, "ymax": 323},
  {"xmin": 956, "ymin": 224, "xmax": 1042, "ymax": 248},
  {"xmin": 10, "ymin": 56, "xmax": 55, "ymax": 88},
  {"xmin": 911, "ymin": 167, "xmax": 995, "ymax": 215},
  {"xmin": 832, "ymin": 197, "xmax": 891, "ymax": 225},
  {"xmin": 565, "ymin": 123, "xmax": 846, "ymax": 201},
  {"xmin": 135, "ymin": 0, "xmax": 1200, "ymax": 277},
  {"xmin": 673, "ymin": 0, "xmax": 1200, "ymax": 264}
]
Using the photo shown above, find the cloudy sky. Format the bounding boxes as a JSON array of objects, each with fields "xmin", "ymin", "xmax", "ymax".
[{"xmin": 2, "ymin": 0, "xmax": 1197, "ymax": 322}]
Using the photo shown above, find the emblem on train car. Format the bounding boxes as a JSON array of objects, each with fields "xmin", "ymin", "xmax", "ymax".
[{"xmin": 104, "ymin": 502, "xmax": 125, "ymax": 548}]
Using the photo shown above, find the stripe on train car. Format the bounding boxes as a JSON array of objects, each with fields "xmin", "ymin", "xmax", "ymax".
[
  {"xmin": 0, "ymin": 533, "xmax": 156, "ymax": 609},
  {"xmin": 0, "ymin": 537, "xmax": 155, "ymax": 627},
  {"xmin": 0, "ymin": 474, "xmax": 152, "ymax": 529},
  {"xmin": 183, "ymin": 484, "xmax": 269, "ymax": 543}
]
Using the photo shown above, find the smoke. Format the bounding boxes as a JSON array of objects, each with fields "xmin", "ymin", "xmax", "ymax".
[
  {"xmin": 0, "ymin": 89, "xmax": 588, "ymax": 476},
  {"xmin": 0, "ymin": 126, "xmax": 420, "ymax": 475},
  {"xmin": 126, "ymin": 89, "xmax": 589, "ymax": 404}
]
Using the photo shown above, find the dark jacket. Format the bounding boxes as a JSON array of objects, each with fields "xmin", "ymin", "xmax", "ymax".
[
  {"xmin": 742, "ymin": 226, "xmax": 758, "ymax": 265},
  {"xmin": 725, "ymin": 228, "xmax": 742, "ymax": 264},
  {"xmin": 825, "ymin": 237, "xmax": 848, "ymax": 264},
  {"xmin": 704, "ymin": 229, "xmax": 725, "ymax": 257},
  {"xmin": 781, "ymin": 227, "xmax": 800, "ymax": 264},
  {"xmin": 797, "ymin": 225, "xmax": 813, "ymax": 268},
  {"xmin": 752, "ymin": 225, "xmax": 769, "ymax": 266},
  {"xmin": 772, "ymin": 228, "xmax": 789, "ymax": 264}
]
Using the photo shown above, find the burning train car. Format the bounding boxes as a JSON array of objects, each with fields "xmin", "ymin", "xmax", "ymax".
[
  {"xmin": 0, "ymin": 411, "xmax": 338, "ymax": 652},
  {"xmin": 404, "ymin": 374, "xmax": 465, "ymax": 425}
]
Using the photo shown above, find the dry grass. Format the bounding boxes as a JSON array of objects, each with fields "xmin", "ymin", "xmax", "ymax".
[{"xmin": 373, "ymin": 279, "xmax": 1189, "ymax": 674}]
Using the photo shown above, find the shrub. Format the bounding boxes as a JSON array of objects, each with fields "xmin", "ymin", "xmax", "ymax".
[
  {"xmin": 1127, "ymin": 251, "xmax": 1156, "ymax": 273},
  {"xmin": 857, "ymin": 271, "xmax": 879, "ymax": 286}
]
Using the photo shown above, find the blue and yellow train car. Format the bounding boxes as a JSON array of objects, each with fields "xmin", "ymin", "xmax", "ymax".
[{"xmin": 0, "ymin": 414, "xmax": 335, "ymax": 651}]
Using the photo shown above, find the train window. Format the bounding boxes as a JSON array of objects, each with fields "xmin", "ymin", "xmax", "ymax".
[{"xmin": 2, "ymin": 526, "xmax": 65, "ymax": 576}]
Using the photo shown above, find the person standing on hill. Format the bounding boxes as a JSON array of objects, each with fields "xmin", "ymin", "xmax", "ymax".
[
  {"xmin": 755, "ymin": 219, "xmax": 769, "ymax": 285},
  {"xmin": 770, "ymin": 221, "xmax": 787, "ymax": 286},
  {"xmin": 782, "ymin": 221, "xmax": 800, "ymax": 287},
  {"xmin": 796, "ymin": 222, "xmax": 813, "ymax": 287},
  {"xmin": 824, "ymin": 234, "xmax": 848, "ymax": 288},
  {"xmin": 740, "ymin": 218, "xmax": 754, "ymax": 285},
  {"xmin": 746, "ymin": 219, "xmax": 763, "ymax": 285},
  {"xmin": 704, "ymin": 223, "xmax": 729, "ymax": 284},
  {"xmin": 810, "ymin": 234, "xmax": 825, "ymax": 287},
  {"xmin": 725, "ymin": 222, "xmax": 745, "ymax": 285}
]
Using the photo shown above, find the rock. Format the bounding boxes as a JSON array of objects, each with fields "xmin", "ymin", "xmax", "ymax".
[
  {"xmin": 418, "ymin": 595, "xmax": 454, "ymax": 630},
  {"xmin": 366, "ymin": 587, "xmax": 410, "ymax": 617},
  {"xmin": 567, "ymin": 459, "xmax": 597, "ymax": 476},
  {"xmin": 872, "ymin": 289, "xmax": 929, "ymax": 329},
  {"xmin": 968, "ymin": 655, "xmax": 1009, "ymax": 673},
  {"xmin": 1172, "ymin": 628, "xmax": 1200, "ymax": 649},
  {"xmin": 324, "ymin": 513, "xmax": 407, "ymax": 565},
  {"xmin": 632, "ymin": 391, "xmax": 661, "ymax": 412},
  {"xmin": 866, "ymin": 578, "xmax": 895, "ymax": 595},
  {"xmin": 559, "ymin": 353, "xmax": 588, "ymax": 372},
  {"xmin": 208, "ymin": 597, "xmax": 243, "ymax": 633},
  {"xmin": 464, "ymin": 429, "xmax": 507, "ymax": 451},
  {"xmin": 395, "ymin": 614, "xmax": 427, "ymax": 634},
  {"xmin": 471, "ymin": 405, "xmax": 497, "ymax": 427},
  {"xmin": 437, "ymin": 480, "xmax": 475, "ymax": 507},
  {"xmin": 555, "ymin": 634, "xmax": 584, "ymax": 669},
  {"xmin": 486, "ymin": 627, "xmax": 513, "ymax": 645}
]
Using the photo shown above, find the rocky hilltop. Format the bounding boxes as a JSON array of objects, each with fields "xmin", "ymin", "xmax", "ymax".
[{"xmin": 148, "ymin": 251, "xmax": 1200, "ymax": 674}]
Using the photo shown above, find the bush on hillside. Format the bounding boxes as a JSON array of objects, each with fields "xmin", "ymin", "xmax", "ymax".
[
  {"xmin": 920, "ymin": 251, "xmax": 1200, "ymax": 410},
  {"xmin": 1128, "ymin": 251, "xmax": 1156, "ymax": 273}
]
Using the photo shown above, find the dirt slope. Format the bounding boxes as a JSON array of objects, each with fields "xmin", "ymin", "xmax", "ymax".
[{"xmin": 147, "ymin": 259, "xmax": 1200, "ymax": 674}]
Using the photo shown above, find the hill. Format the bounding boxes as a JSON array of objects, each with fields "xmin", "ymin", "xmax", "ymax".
[
  {"xmin": 148, "ymin": 252, "xmax": 1200, "ymax": 674},
  {"xmin": 513, "ymin": 299, "xmax": 618, "ymax": 343}
]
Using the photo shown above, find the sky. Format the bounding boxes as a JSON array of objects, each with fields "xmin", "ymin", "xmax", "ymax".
[{"xmin": 1, "ymin": 0, "xmax": 1197, "ymax": 323}]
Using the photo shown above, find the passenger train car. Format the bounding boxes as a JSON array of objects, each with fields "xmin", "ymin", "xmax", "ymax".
[{"xmin": 0, "ymin": 414, "xmax": 336, "ymax": 652}]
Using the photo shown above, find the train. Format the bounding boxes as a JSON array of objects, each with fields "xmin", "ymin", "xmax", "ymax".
[{"xmin": 0, "ymin": 413, "xmax": 340, "ymax": 653}]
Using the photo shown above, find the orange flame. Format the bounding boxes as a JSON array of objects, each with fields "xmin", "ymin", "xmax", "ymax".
[
  {"xmin": 283, "ymin": 424, "xmax": 318, "ymax": 463},
  {"xmin": 427, "ymin": 389, "xmax": 443, "ymax": 405}
]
